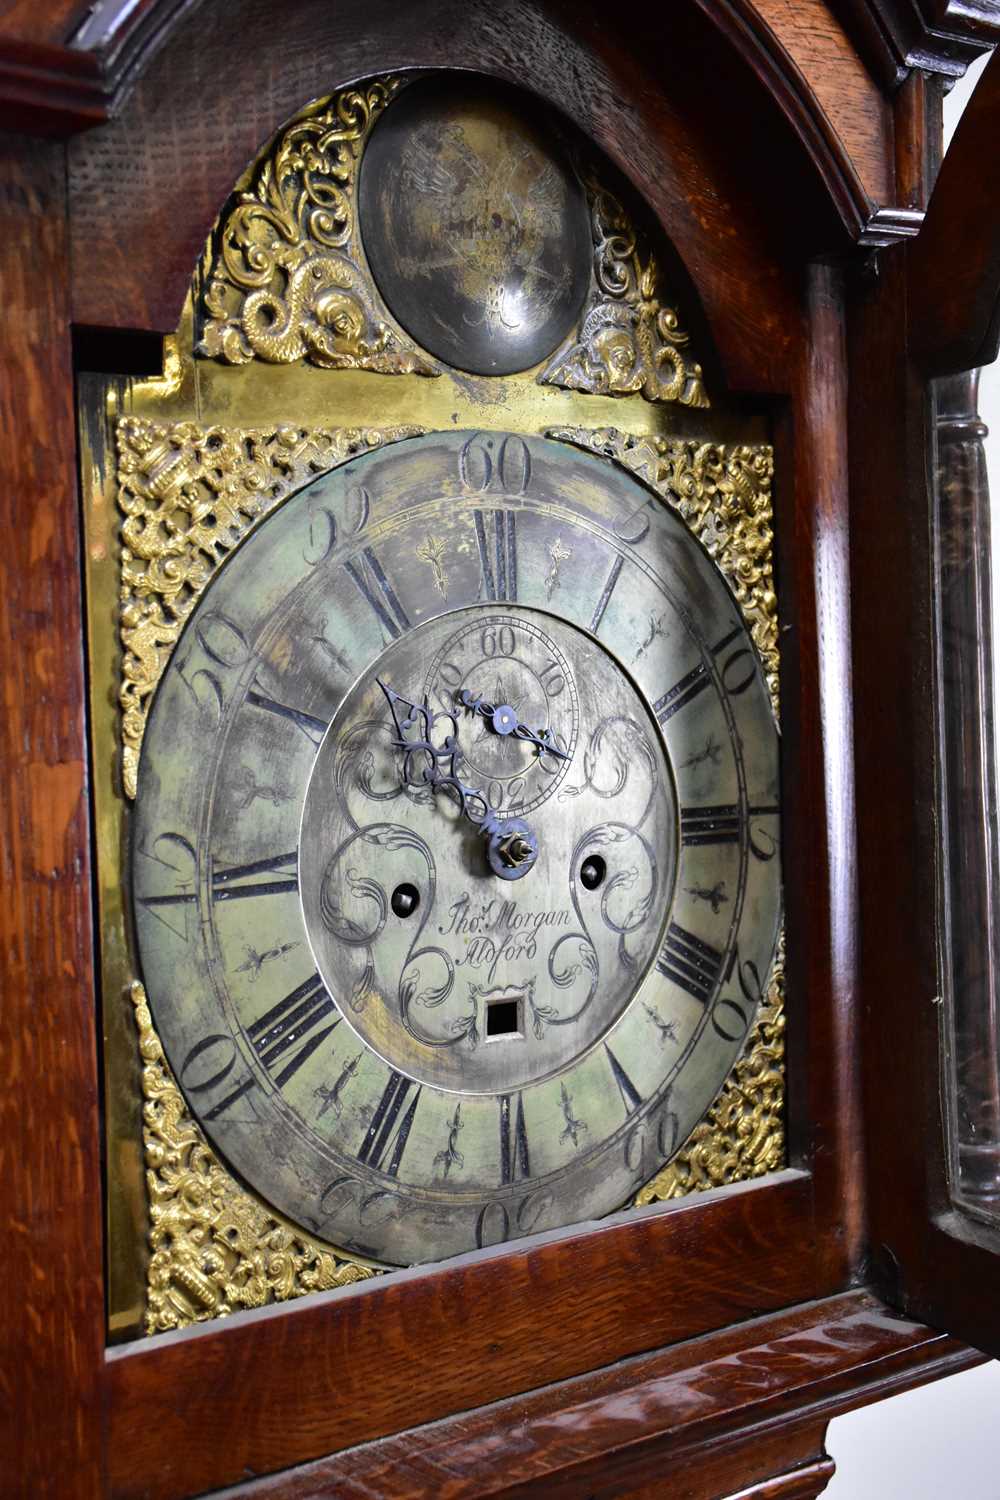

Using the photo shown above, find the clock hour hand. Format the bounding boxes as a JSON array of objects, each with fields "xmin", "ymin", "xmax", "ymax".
[
  {"xmin": 377, "ymin": 679, "xmax": 538, "ymax": 881},
  {"xmin": 455, "ymin": 688, "xmax": 571, "ymax": 761}
]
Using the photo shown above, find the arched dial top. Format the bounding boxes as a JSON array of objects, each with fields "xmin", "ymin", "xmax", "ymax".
[{"xmin": 132, "ymin": 431, "xmax": 781, "ymax": 1266}]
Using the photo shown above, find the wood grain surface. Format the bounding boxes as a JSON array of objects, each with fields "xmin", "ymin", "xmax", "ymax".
[
  {"xmin": 65, "ymin": 0, "xmax": 851, "ymax": 374},
  {"xmin": 107, "ymin": 1174, "xmax": 825, "ymax": 1498},
  {"xmin": 909, "ymin": 44, "xmax": 1000, "ymax": 375},
  {"xmin": 0, "ymin": 135, "xmax": 105, "ymax": 1495},
  {"xmin": 195, "ymin": 1291, "xmax": 979, "ymax": 1500}
]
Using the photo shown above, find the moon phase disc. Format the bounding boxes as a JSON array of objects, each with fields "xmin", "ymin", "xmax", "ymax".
[{"xmin": 359, "ymin": 78, "xmax": 592, "ymax": 376}]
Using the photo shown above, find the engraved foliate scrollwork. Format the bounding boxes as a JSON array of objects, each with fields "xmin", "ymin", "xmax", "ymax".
[
  {"xmin": 198, "ymin": 78, "xmax": 437, "ymax": 375},
  {"xmin": 130, "ymin": 981, "xmax": 378, "ymax": 1334},
  {"xmin": 116, "ymin": 419, "xmax": 423, "ymax": 797},
  {"xmin": 540, "ymin": 181, "xmax": 710, "ymax": 408},
  {"xmin": 547, "ymin": 429, "xmax": 778, "ymax": 716}
]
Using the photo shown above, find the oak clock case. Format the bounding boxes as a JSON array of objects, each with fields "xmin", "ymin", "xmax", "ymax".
[{"xmin": 82, "ymin": 71, "xmax": 784, "ymax": 1331}]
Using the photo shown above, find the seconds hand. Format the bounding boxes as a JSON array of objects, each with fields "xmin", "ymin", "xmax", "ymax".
[{"xmin": 454, "ymin": 688, "xmax": 570, "ymax": 759}]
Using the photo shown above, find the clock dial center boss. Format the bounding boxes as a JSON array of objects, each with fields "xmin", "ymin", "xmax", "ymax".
[{"xmin": 299, "ymin": 607, "xmax": 677, "ymax": 1094}]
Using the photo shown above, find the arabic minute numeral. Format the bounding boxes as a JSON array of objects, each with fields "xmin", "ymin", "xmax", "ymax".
[
  {"xmin": 459, "ymin": 432, "xmax": 532, "ymax": 496},
  {"xmin": 175, "ymin": 610, "xmax": 253, "ymax": 724},
  {"xmin": 711, "ymin": 946, "xmax": 764, "ymax": 1042},
  {"xmin": 179, "ymin": 1033, "xmax": 258, "ymax": 1122}
]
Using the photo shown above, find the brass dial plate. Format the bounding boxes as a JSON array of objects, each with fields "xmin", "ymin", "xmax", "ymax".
[{"xmin": 131, "ymin": 430, "xmax": 781, "ymax": 1265}]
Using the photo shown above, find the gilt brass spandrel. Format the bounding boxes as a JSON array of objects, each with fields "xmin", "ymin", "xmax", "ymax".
[
  {"xmin": 129, "ymin": 981, "xmax": 378, "ymax": 1334},
  {"xmin": 636, "ymin": 932, "xmax": 785, "ymax": 1204},
  {"xmin": 199, "ymin": 75, "xmax": 435, "ymax": 377},
  {"xmin": 116, "ymin": 418, "xmax": 424, "ymax": 797}
]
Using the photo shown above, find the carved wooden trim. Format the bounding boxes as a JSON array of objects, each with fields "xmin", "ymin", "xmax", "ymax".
[
  {"xmin": 190, "ymin": 1290, "xmax": 978, "ymax": 1499},
  {"xmin": 832, "ymin": 0, "xmax": 999, "ymax": 88}
]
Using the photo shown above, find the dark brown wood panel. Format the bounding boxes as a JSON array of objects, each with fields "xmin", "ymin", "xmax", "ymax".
[
  {"xmin": 909, "ymin": 45, "xmax": 1000, "ymax": 375},
  {"xmin": 779, "ymin": 263, "xmax": 864, "ymax": 1287},
  {"xmin": 107, "ymin": 1175, "xmax": 823, "ymax": 1499},
  {"xmin": 66, "ymin": 0, "xmax": 843, "ymax": 394},
  {"xmin": 0, "ymin": 133, "xmax": 105, "ymax": 1496},
  {"xmin": 201, "ymin": 1292, "xmax": 978, "ymax": 1500}
]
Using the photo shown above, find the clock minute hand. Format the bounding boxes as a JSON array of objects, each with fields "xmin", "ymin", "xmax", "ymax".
[
  {"xmin": 378, "ymin": 679, "xmax": 539, "ymax": 881},
  {"xmin": 455, "ymin": 688, "xmax": 571, "ymax": 761}
]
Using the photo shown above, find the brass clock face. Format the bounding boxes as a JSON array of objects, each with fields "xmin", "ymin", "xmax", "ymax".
[{"xmin": 132, "ymin": 431, "xmax": 781, "ymax": 1265}]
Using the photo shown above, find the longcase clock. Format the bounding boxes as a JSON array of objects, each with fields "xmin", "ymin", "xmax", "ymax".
[{"xmin": 5, "ymin": 4, "xmax": 1000, "ymax": 1498}]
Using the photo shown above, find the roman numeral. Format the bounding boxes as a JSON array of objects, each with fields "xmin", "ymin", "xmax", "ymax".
[
  {"xmin": 605, "ymin": 1045, "xmax": 643, "ymax": 1117},
  {"xmin": 499, "ymin": 1092, "xmax": 531, "ymax": 1184},
  {"xmin": 246, "ymin": 682, "xmax": 330, "ymax": 748},
  {"xmin": 656, "ymin": 921, "xmax": 725, "ymax": 1006},
  {"xmin": 246, "ymin": 972, "xmax": 338, "ymax": 1086},
  {"xmin": 211, "ymin": 851, "xmax": 298, "ymax": 901},
  {"xmin": 681, "ymin": 804, "xmax": 741, "ymax": 846},
  {"xmin": 474, "ymin": 509, "xmax": 517, "ymax": 602},
  {"xmin": 357, "ymin": 1071, "xmax": 421, "ymax": 1176},
  {"xmin": 344, "ymin": 547, "xmax": 411, "ymax": 638},
  {"xmin": 590, "ymin": 555, "xmax": 624, "ymax": 633},
  {"xmin": 654, "ymin": 625, "xmax": 744, "ymax": 725}
]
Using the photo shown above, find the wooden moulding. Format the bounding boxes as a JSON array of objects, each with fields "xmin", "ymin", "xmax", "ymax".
[
  {"xmin": 107, "ymin": 1173, "xmax": 823, "ymax": 1498},
  {"xmin": 123, "ymin": 1289, "xmax": 981, "ymax": 1499}
]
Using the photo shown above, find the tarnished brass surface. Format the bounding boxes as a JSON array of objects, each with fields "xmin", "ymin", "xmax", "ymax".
[
  {"xmin": 80, "ymin": 69, "xmax": 783, "ymax": 1338},
  {"xmin": 358, "ymin": 78, "xmax": 591, "ymax": 376},
  {"xmin": 117, "ymin": 418, "xmax": 423, "ymax": 797},
  {"xmin": 200, "ymin": 77, "xmax": 435, "ymax": 376},
  {"xmin": 130, "ymin": 981, "xmax": 377, "ymax": 1333},
  {"xmin": 637, "ymin": 933, "xmax": 785, "ymax": 1202},
  {"xmin": 131, "ymin": 431, "xmax": 780, "ymax": 1266},
  {"xmin": 540, "ymin": 178, "xmax": 709, "ymax": 409}
]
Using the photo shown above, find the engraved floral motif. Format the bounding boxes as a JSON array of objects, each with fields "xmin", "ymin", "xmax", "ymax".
[
  {"xmin": 198, "ymin": 78, "xmax": 436, "ymax": 375},
  {"xmin": 636, "ymin": 935, "xmax": 785, "ymax": 1203},
  {"xmin": 130, "ymin": 981, "xmax": 377, "ymax": 1334},
  {"xmin": 547, "ymin": 428, "xmax": 778, "ymax": 715},
  {"xmin": 116, "ymin": 418, "xmax": 423, "ymax": 797},
  {"xmin": 541, "ymin": 182, "xmax": 709, "ymax": 408}
]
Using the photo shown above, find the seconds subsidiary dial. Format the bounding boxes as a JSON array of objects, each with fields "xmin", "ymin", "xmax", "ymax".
[{"xmin": 132, "ymin": 431, "xmax": 781, "ymax": 1264}]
